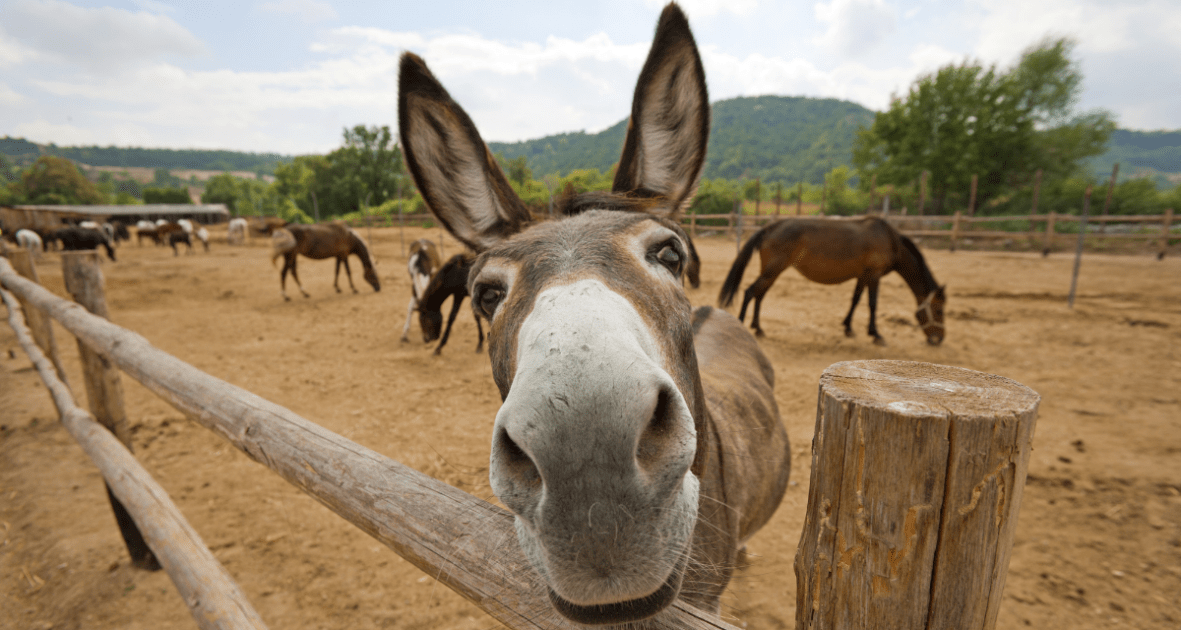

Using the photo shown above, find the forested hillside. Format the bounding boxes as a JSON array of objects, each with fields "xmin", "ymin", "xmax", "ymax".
[
  {"xmin": 1089, "ymin": 129, "xmax": 1181, "ymax": 186},
  {"xmin": 0, "ymin": 137, "xmax": 290, "ymax": 175},
  {"xmin": 490, "ymin": 95, "xmax": 875, "ymax": 184}
]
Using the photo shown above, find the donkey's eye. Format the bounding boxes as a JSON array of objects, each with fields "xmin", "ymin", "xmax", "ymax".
[
  {"xmin": 650, "ymin": 240, "xmax": 683, "ymax": 275},
  {"xmin": 476, "ymin": 285, "xmax": 505, "ymax": 317}
]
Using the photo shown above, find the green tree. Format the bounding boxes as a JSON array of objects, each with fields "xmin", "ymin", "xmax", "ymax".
[
  {"xmin": 143, "ymin": 187, "xmax": 193, "ymax": 204},
  {"xmin": 201, "ymin": 173, "xmax": 242, "ymax": 212},
  {"xmin": 316, "ymin": 125, "xmax": 404, "ymax": 216},
  {"xmin": 853, "ymin": 38, "xmax": 1114, "ymax": 214},
  {"xmin": 16, "ymin": 155, "xmax": 103, "ymax": 204}
]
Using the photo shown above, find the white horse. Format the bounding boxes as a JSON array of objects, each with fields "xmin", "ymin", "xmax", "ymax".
[
  {"xmin": 196, "ymin": 227, "xmax": 210, "ymax": 252},
  {"xmin": 399, "ymin": 4, "xmax": 790, "ymax": 624},
  {"xmin": 15, "ymin": 229, "xmax": 43, "ymax": 259},
  {"xmin": 227, "ymin": 218, "xmax": 248, "ymax": 245}
]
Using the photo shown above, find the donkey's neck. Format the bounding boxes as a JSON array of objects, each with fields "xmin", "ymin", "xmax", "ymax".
[{"xmin": 894, "ymin": 241, "xmax": 938, "ymax": 304}]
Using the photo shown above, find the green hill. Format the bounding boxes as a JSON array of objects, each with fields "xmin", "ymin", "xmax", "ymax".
[
  {"xmin": 1088, "ymin": 129, "xmax": 1181, "ymax": 187},
  {"xmin": 489, "ymin": 95, "xmax": 876, "ymax": 185},
  {"xmin": 0, "ymin": 137, "xmax": 291, "ymax": 175}
]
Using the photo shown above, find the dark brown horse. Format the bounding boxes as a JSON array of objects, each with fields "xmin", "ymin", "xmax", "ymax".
[
  {"xmin": 718, "ymin": 215, "xmax": 946, "ymax": 345},
  {"xmin": 399, "ymin": 3, "xmax": 789, "ymax": 624},
  {"xmin": 417, "ymin": 253, "xmax": 484, "ymax": 355},
  {"xmin": 400, "ymin": 238, "xmax": 442, "ymax": 342},
  {"xmin": 271, "ymin": 223, "xmax": 379, "ymax": 301}
]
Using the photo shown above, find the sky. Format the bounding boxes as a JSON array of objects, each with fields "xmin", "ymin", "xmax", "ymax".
[{"xmin": 1, "ymin": 0, "xmax": 1178, "ymax": 156}]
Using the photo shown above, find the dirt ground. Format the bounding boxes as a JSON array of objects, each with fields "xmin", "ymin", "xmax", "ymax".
[{"xmin": 1, "ymin": 224, "xmax": 1178, "ymax": 630}]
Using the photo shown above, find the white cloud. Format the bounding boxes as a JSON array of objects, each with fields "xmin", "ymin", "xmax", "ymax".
[
  {"xmin": 259, "ymin": 0, "xmax": 338, "ymax": 24},
  {"xmin": 813, "ymin": 0, "xmax": 897, "ymax": 58},
  {"xmin": 12, "ymin": 119, "xmax": 98, "ymax": 146},
  {"xmin": 4, "ymin": 0, "xmax": 205, "ymax": 71},
  {"xmin": 0, "ymin": 82, "xmax": 28, "ymax": 106},
  {"xmin": 0, "ymin": 27, "xmax": 36, "ymax": 67},
  {"xmin": 643, "ymin": 0, "xmax": 759, "ymax": 18}
]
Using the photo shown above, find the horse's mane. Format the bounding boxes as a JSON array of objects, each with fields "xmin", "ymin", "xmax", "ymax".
[
  {"xmin": 346, "ymin": 227, "xmax": 376, "ymax": 267},
  {"xmin": 898, "ymin": 233, "xmax": 938, "ymax": 293}
]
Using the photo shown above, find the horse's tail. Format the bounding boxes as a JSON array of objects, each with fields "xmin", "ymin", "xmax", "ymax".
[
  {"xmin": 718, "ymin": 223, "xmax": 771, "ymax": 308},
  {"xmin": 271, "ymin": 228, "xmax": 296, "ymax": 266}
]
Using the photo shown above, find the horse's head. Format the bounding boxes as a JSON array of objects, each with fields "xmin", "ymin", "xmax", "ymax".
[
  {"xmin": 400, "ymin": 4, "xmax": 710, "ymax": 623},
  {"xmin": 916, "ymin": 285, "xmax": 946, "ymax": 345},
  {"xmin": 418, "ymin": 308, "xmax": 443, "ymax": 343},
  {"xmin": 363, "ymin": 265, "xmax": 380, "ymax": 292}
]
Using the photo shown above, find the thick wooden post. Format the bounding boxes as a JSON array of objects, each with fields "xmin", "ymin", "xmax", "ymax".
[
  {"xmin": 968, "ymin": 174, "xmax": 978, "ymax": 216},
  {"xmin": 61, "ymin": 251, "xmax": 160, "ymax": 571},
  {"xmin": 949, "ymin": 211, "xmax": 962, "ymax": 252},
  {"xmin": 795, "ymin": 361, "xmax": 1039, "ymax": 630},
  {"xmin": 5, "ymin": 249, "xmax": 69, "ymax": 386},
  {"xmin": 1159, "ymin": 208, "xmax": 1173, "ymax": 260},
  {"xmin": 1042, "ymin": 212, "xmax": 1056, "ymax": 257}
]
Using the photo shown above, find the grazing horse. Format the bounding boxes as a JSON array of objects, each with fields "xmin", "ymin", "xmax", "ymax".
[
  {"xmin": 196, "ymin": 227, "xmax": 210, "ymax": 252},
  {"xmin": 227, "ymin": 218, "xmax": 248, "ymax": 245},
  {"xmin": 400, "ymin": 238, "xmax": 442, "ymax": 342},
  {"xmin": 15, "ymin": 229, "xmax": 43, "ymax": 259},
  {"xmin": 270, "ymin": 223, "xmax": 379, "ymax": 301},
  {"xmin": 718, "ymin": 216, "xmax": 946, "ymax": 345},
  {"xmin": 111, "ymin": 221, "xmax": 131, "ymax": 244},
  {"xmin": 169, "ymin": 231, "xmax": 192, "ymax": 256},
  {"xmin": 55, "ymin": 227, "xmax": 117, "ymax": 261},
  {"xmin": 416, "ymin": 253, "xmax": 484, "ymax": 355},
  {"xmin": 398, "ymin": 3, "xmax": 790, "ymax": 623}
]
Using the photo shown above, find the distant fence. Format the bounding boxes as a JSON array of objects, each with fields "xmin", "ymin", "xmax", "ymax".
[{"xmin": 681, "ymin": 209, "xmax": 1176, "ymax": 258}]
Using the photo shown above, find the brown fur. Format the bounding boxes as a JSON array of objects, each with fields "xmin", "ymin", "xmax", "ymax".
[
  {"xmin": 719, "ymin": 215, "xmax": 947, "ymax": 345},
  {"xmin": 271, "ymin": 223, "xmax": 380, "ymax": 301}
]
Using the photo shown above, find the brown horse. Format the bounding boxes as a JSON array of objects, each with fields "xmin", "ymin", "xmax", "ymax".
[
  {"xmin": 271, "ymin": 223, "xmax": 379, "ymax": 301},
  {"xmin": 416, "ymin": 253, "xmax": 484, "ymax": 355},
  {"xmin": 718, "ymin": 215, "xmax": 946, "ymax": 345},
  {"xmin": 399, "ymin": 4, "xmax": 790, "ymax": 624},
  {"xmin": 400, "ymin": 238, "xmax": 442, "ymax": 342}
]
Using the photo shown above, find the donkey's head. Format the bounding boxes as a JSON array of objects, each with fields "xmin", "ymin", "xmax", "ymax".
[{"xmin": 400, "ymin": 4, "xmax": 710, "ymax": 624}]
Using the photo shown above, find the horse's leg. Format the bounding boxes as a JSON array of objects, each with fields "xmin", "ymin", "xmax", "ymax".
[
  {"xmin": 289, "ymin": 255, "xmax": 310, "ymax": 298},
  {"xmin": 867, "ymin": 278, "xmax": 886, "ymax": 345},
  {"xmin": 280, "ymin": 257, "xmax": 292, "ymax": 301},
  {"xmin": 342, "ymin": 257, "xmax": 357, "ymax": 293},
  {"xmin": 842, "ymin": 280, "xmax": 867, "ymax": 338},
  {"xmin": 434, "ymin": 294, "xmax": 465, "ymax": 356},
  {"xmin": 742, "ymin": 273, "xmax": 780, "ymax": 338},
  {"xmin": 473, "ymin": 312, "xmax": 484, "ymax": 353},
  {"xmin": 333, "ymin": 258, "xmax": 343, "ymax": 293},
  {"xmin": 400, "ymin": 296, "xmax": 417, "ymax": 342}
]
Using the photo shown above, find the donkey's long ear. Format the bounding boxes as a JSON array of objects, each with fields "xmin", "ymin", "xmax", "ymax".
[
  {"xmin": 399, "ymin": 53, "xmax": 531, "ymax": 252},
  {"xmin": 612, "ymin": 3, "xmax": 710, "ymax": 215}
]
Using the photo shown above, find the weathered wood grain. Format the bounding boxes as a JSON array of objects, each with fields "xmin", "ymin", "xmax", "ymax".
[
  {"xmin": 60, "ymin": 250, "xmax": 159, "ymax": 570},
  {"xmin": 0, "ymin": 256, "xmax": 736, "ymax": 630},
  {"xmin": 794, "ymin": 360, "xmax": 1039, "ymax": 630},
  {"xmin": 1, "ymin": 284, "xmax": 269, "ymax": 630},
  {"xmin": 3, "ymin": 248, "xmax": 68, "ymax": 386}
]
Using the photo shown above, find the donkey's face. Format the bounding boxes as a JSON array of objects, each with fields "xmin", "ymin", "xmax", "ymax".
[{"xmin": 400, "ymin": 4, "xmax": 710, "ymax": 623}]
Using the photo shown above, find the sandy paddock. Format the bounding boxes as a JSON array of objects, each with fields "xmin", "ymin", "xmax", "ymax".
[{"xmin": 1, "ymin": 224, "xmax": 1178, "ymax": 629}]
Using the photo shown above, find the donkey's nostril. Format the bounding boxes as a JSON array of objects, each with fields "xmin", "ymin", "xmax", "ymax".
[
  {"xmin": 494, "ymin": 426, "xmax": 541, "ymax": 490},
  {"xmin": 637, "ymin": 388, "xmax": 677, "ymax": 470}
]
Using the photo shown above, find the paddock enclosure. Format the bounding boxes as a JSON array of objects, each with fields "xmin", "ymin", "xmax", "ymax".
[{"xmin": 1, "ymin": 224, "xmax": 1178, "ymax": 629}]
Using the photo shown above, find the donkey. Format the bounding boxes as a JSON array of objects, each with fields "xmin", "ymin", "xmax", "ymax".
[
  {"xmin": 399, "ymin": 4, "xmax": 790, "ymax": 624},
  {"xmin": 416, "ymin": 253, "xmax": 484, "ymax": 355},
  {"xmin": 270, "ymin": 223, "xmax": 379, "ymax": 301},
  {"xmin": 400, "ymin": 238, "xmax": 442, "ymax": 342},
  {"xmin": 718, "ymin": 216, "xmax": 946, "ymax": 345}
]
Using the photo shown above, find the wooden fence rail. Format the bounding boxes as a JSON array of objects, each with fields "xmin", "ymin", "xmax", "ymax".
[
  {"xmin": 0, "ymin": 255, "xmax": 731, "ymax": 630},
  {"xmin": 0, "ymin": 281, "xmax": 268, "ymax": 630}
]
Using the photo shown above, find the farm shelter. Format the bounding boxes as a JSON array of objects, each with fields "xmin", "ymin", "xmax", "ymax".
[
  {"xmin": 0, "ymin": 204, "xmax": 230, "ymax": 231},
  {"xmin": 1, "ymin": 224, "xmax": 1179, "ymax": 629}
]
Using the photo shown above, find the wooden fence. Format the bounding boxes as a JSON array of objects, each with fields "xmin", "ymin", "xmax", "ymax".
[
  {"xmin": 682, "ymin": 210, "xmax": 1176, "ymax": 258},
  {"xmin": 1, "ymin": 249, "xmax": 1041, "ymax": 630}
]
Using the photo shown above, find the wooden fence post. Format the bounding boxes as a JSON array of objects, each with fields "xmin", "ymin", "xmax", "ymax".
[
  {"xmin": 1159, "ymin": 208, "xmax": 1173, "ymax": 260},
  {"xmin": 1068, "ymin": 187, "xmax": 1093, "ymax": 309},
  {"xmin": 797, "ymin": 182, "xmax": 804, "ymax": 216},
  {"xmin": 1042, "ymin": 212, "xmax": 1056, "ymax": 257},
  {"xmin": 5, "ymin": 249, "xmax": 69, "ymax": 386},
  {"xmin": 949, "ymin": 211, "xmax": 962, "ymax": 252},
  {"xmin": 734, "ymin": 198, "xmax": 743, "ymax": 254},
  {"xmin": 61, "ymin": 250, "xmax": 160, "ymax": 571},
  {"xmin": 795, "ymin": 360, "xmax": 1039, "ymax": 630},
  {"xmin": 1100, "ymin": 163, "xmax": 1119, "ymax": 235},
  {"xmin": 917, "ymin": 171, "xmax": 927, "ymax": 216},
  {"xmin": 690, "ymin": 213, "xmax": 697, "ymax": 239},
  {"xmin": 820, "ymin": 183, "xmax": 827, "ymax": 216}
]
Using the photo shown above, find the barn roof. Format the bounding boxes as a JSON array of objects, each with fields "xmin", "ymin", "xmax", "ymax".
[{"xmin": 10, "ymin": 204, "xmax": 230, "ymax": 217}]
